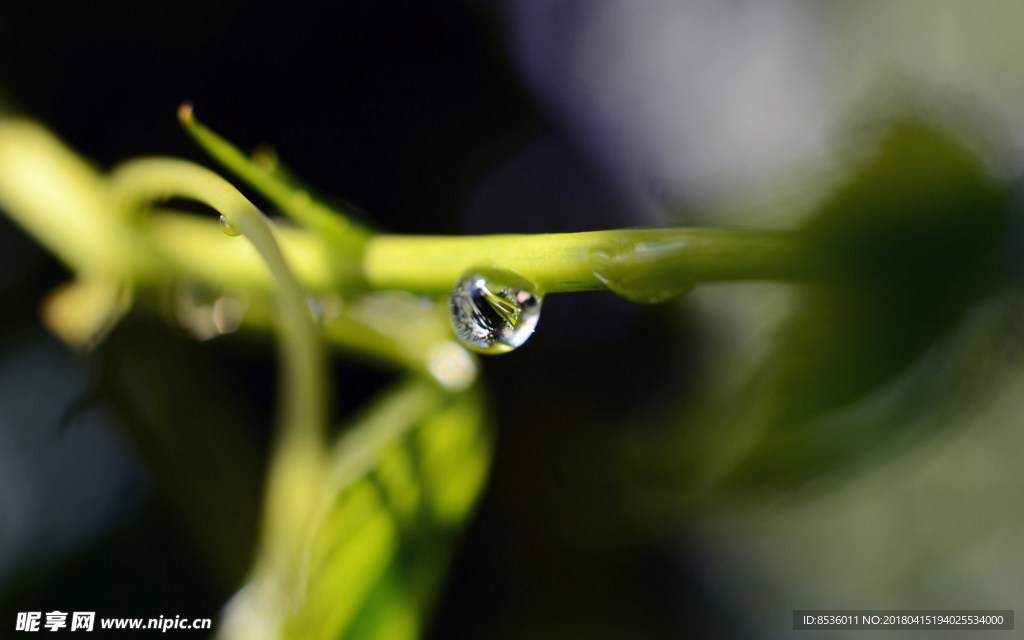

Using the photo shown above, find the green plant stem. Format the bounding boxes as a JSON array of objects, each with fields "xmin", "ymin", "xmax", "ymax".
[
  {"xmin": 177, "ymin": 103, "xmax": 370, "ymax": 253},
  {"xmin": 143, "ymin": 217, "xmax": 808, "ymax": 297},
  {"xmin": 110, "ymin": 158, "xmax": 329, "ymax": 601},
  {"xmin": 0, "ymin": 120, "xmax": 131, "ymax": 278},
  {"xmin": 0, "ymin": 121, "xmax": 811, "ymax": 301},
  {"xmin": 144, "ymin": 212, "xmax": 362, "ymax": 299},
  {"xmin": 362, "ymin": 228, "xmax": 809, "ymax": 295},
  {"xmin": 111, "ymin": 158, "xmax": 325, "ymax": 445}
]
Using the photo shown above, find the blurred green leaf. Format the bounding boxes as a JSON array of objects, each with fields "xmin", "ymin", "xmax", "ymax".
[
  {"xmin": 774, "ymin": 120, "xmax": 1008, "ymax": 421},
  {"xmin": 690, "ymin": 119, "xmax": 1014, "ymax": 494},
  {"xmin": 228, "ymin": 378, "xmax": 492, "ymax": 640}
]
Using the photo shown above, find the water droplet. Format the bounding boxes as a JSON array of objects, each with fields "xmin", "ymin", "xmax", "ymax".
[
  {"xmin": 591, "ymin": 241, "xmax": 693, "ymax": 303},
  {"xmin": 450, "ymin": 268, "xmax": 542, "ymax": 354},
  {"xmin": 219, "ymin": 214, "xmax": 241, "ymax": 236}
]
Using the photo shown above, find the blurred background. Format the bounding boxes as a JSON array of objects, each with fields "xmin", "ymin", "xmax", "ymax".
[{"xmin": 2, "ymin": 1, "xmax": 1024, "ymax": 638}]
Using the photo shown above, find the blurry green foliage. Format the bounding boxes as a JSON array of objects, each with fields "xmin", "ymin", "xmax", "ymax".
[
  {"xmin": 284, "ymin": 381, "xmax": 490, "ymax": 639},
  {"xmin": 658, "ymin": 120, "xmax": 1015, "ymax": 497}
]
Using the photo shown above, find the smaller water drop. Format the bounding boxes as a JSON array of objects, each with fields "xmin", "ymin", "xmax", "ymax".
[
  {"xmin": 219, "ymin": 214, "xmax": 241, "ymax": 236},
  {"xmin": 450, "ymin": 268, "xmax": 542, "ymax": 354}
]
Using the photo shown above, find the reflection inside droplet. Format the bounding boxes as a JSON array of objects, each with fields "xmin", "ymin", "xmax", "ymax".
[{"xmin": 450, "ymin": 267, "xmax": 542, "ymax": 354}]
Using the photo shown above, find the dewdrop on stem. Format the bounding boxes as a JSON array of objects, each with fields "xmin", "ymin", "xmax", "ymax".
[
  {"xmin": 590, "ymin": 239, "xmax": 693, "ymax": 303},
  {"xmin": 450, "ymin": 267, "xmax": 542, "ymax": 354},
  {"xmin": 219, "ymin": 214, "xmax": 241, "ymax": 236}
]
